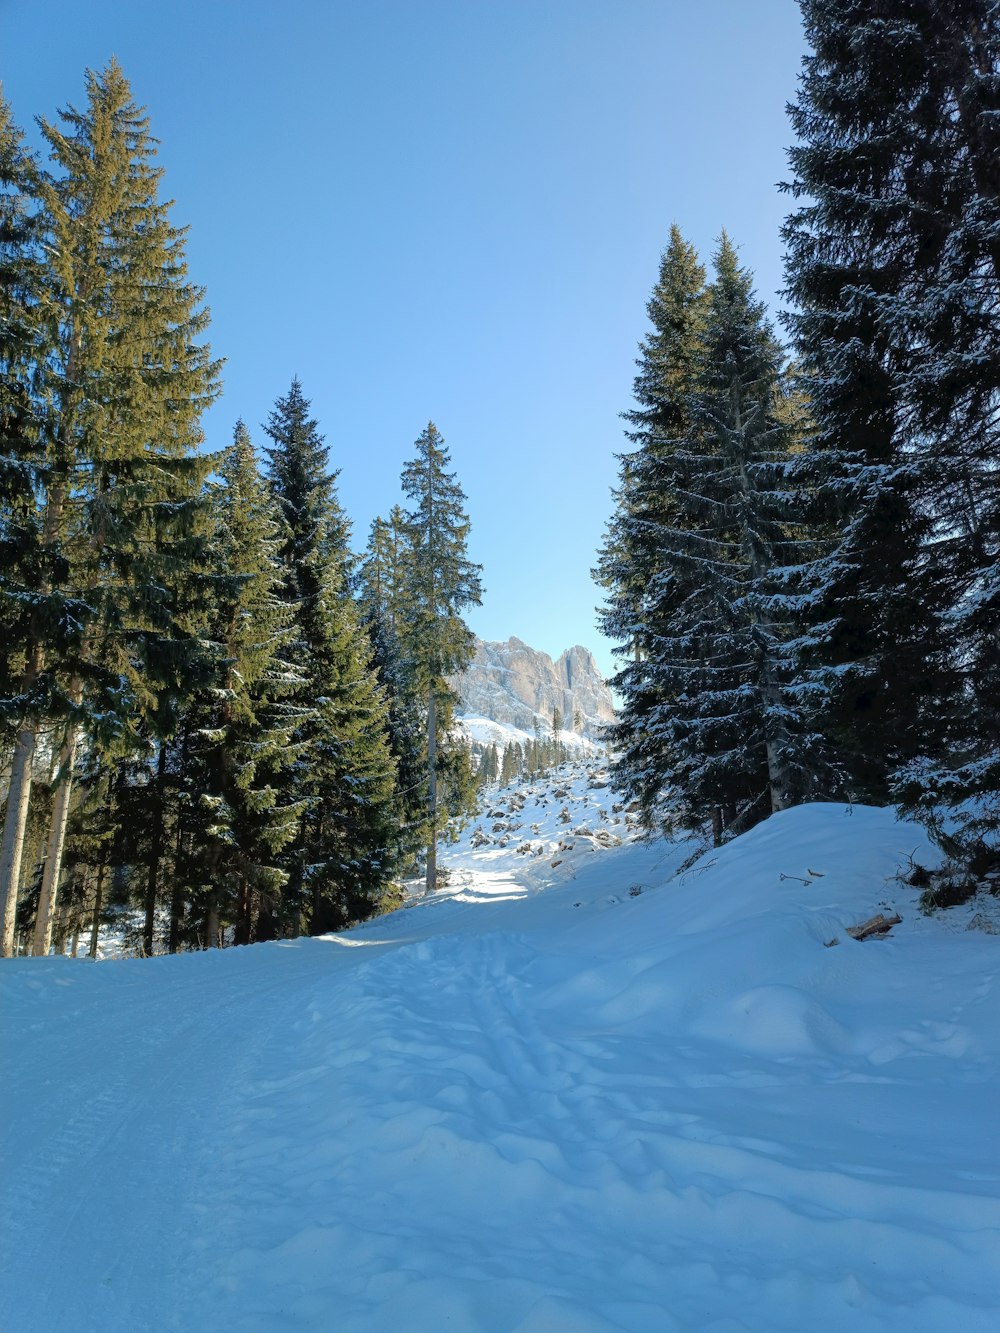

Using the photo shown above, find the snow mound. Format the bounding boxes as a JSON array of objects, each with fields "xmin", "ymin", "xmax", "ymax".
[{"xmin": 3, "ymin": 789, "xmax": 1000, "ymax": 1332}]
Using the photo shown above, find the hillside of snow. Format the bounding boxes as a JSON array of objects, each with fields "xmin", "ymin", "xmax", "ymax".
[
  {"xmin": 3, "ymin": 765, "xmax": 1000, "ymax": 1332},
  {"xmin": 458, "ymin": 713, "xmax": 602, "ymax": 756}
]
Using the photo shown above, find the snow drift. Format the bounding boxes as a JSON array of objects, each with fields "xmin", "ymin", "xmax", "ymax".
[{"xmin": 3, "ymin": 774, "xmax": 999, "ymax": 1332}]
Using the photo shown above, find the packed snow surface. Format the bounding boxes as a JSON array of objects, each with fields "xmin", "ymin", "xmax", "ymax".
[{"xmin": 3, "ymin": 766, "xmax": 1000, "ymax": 1331}]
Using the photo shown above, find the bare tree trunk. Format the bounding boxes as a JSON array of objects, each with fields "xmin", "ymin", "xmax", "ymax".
[
  {"xmin": 425, "ymin": 690, "xmax": 437, "ymax": 894},
  {"xmin": 142, "ymin": 743, "xmax": 168, "ymax": 957},
  {"xmin": 88, "ymin": 857, "xmax": 108, "ymax": 960},
  {"xmin": 234, "ymin": 880, "xmax": 253, "ymax": 946},
  {"xmin": 1, "ymin": 423, "xmax": 74, "ymax": 955},
  {"xmin": 0, "ymin": 722, "xmax": 38, "ymax": 956},
  {"xmin": 206, "ymin": 896, "xmax": 219, "ymax": 949},
  {"xmin": 32, "ymin": 716, "xmax": 80, "ymax": 957},
  {"xmin": 711, "ymin": 805, "xmax": 723, "ymax": 848},
  {"xmin": 168, "ymin": 828, "xmax": 185, "ymax": 954},
  {"xmin": 53, "ymin": 907, "xmax": 68, "ymax": 956}
]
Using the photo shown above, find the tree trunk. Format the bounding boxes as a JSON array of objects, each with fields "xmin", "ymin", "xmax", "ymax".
[
  {"xmin": 168, "ymin": 815, "xmax": 186, "ymax": 954},
  {"xmin": 142, "ymin": 742, "xmax": 168, "ymax": 957},
  {"xmin": 234, "ymin": 880, "xmax": 253, "ymax": 946},
  {"xmin": 0, "ymin": 433, "xmax": 72, "ymax": 956},
  {"xmin": 206, "ymin": 896, "xmax": 219, "ymax": 948},
  {"xmin": 168, "ymin": 877, "xmax": 184, "ymax": 954},
  {"xmin": 711, "ymin": 805, "xmax": 723, "ymax": 847},
  {"xmin": 425, "ymin": 689, "xmax": 437, "ymax": 894},
  {"xmin": 32, "ymin": 714, "xmax": 81, "ymax": 956},
  {"xmin": 88, "ymin": 857, "xmax": 108, "ymax": 960},
  {"xmin": 0, "ymin": 722, "xmax": 38, "ymax": 956}
]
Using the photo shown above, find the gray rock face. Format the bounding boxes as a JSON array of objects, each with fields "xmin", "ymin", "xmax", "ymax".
[{"xmin": 451, "ymin": 637, "xmax": 616, "ymax": 738}]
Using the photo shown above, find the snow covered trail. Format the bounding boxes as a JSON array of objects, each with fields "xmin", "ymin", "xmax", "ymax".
[{"xmin": 3, "ymin": 778, "xmax": 1000, "ymax": 1331}]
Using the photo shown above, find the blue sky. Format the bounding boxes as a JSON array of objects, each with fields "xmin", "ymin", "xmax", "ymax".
[{"xmin": 3, "ymin": 0, "xmax": 806, "ymax": 679}]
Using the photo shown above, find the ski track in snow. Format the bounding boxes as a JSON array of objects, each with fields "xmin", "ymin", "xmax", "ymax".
[{"xmin": 3, "ymin": 766, "xmax": 1000, "ymax": 1331}]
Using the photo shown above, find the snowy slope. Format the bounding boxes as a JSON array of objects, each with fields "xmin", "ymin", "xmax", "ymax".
[
  {"xmin": 3, "ymin": 767, "xmax": 1000, "ymax": 1332},
  {"xmin": 458, "ymin": 714, "xmax": 601, "ymax": 756}
]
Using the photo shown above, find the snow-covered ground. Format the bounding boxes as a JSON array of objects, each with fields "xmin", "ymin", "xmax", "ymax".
[{"xmin": 3, "ymin": 764, "xmax": 1000, "ymax": 1332}]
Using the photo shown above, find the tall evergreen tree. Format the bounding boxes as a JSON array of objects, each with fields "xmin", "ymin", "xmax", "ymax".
[
  {"xmin": 596, "ymin": 225, "xmax": 708, "ymax": 655},
  {"xmin": 0, "ymin": 63, "xmax": 220, "ymax": 955},
  {"xmin": 603, "ymin": 237, "xmax": 824, "ymax": 838},
  {"xmin": 398, "ymin": 423, "xmax": 483, "ymax": 892},
  {"xmin": 176, "ymin": 423, "xmax": 302, "ymax": 947},
  {"xmin": 264, "ymin": 380, "xmax": 400, "ymax": 930},
  {"xmin": 783, "ymin": 0, "xmax": 1000, "ymax": 861},
  {"xmin": 359, "ymin": 514, "xmax": 426, "ymax": 871},
  {"xmin": 595, "ymin": 227, "xmax": 709, "ymax": 823}
]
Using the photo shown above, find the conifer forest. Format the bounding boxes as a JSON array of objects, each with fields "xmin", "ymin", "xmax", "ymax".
[{"xmin": 2, "ymin": 0, "xmax": 999, "ymax": 961}]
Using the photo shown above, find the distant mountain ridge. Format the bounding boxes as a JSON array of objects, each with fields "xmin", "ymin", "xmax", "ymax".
[{"xmin": 451, "ymin": 636, "xmax": 616, "ymax": 739}]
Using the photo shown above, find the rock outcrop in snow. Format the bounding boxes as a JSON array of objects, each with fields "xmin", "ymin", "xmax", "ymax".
[{"xmin": 451, "ymin": 636, "xmax": 615, "ymax": 738}]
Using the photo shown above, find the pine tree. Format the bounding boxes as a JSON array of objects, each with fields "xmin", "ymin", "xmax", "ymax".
[
  {"xmin": 607, "ymin": 238, "xmax": 823, "ymax": 837},
  {"xmin": 595, "ymin": 227, "xmax": 709, "ymax": 824},
  {"xmin": 597, "ymin": 226, "xmax": 708, "ymax": 655},
  {"xmin": 783, "ymin": 0, "xmax": 1000, "ymax": 862},
  {"xmin": 264, "ymin": 381, "xmax": 400, "ymax": 930},
  {"xmin": 0, "ymin": 64, "xmax": 220, "ymax": 955},
  {"xmin": 175, "ymin": 423, "xmax": 302, "ymax": 947},
  {"xmin": 551, "ymin": 708, "xmax": 563, "ymax": 766},
  {"xmin": 398, "ymin": 423, "xmax": 483, "ymax": 891},
  {"xmin": 500, "ymin": 743, "xmax": 519, "ymax": 786},
  {"xmin": 479, "ymin": 742, "xmax": 498, "ymax": 785},
  {"xmin": 359, "ymin": 515, "xmax": 427, "ymax": 869}
]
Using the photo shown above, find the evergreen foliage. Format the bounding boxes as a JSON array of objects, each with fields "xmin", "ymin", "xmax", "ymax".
[
  {"xmin": 175, "ymin": 423, "xmax": 302, "ymax": 947},
  {"xmin": 359, "ymin": 513, "xmax": 427, "ymax": 868},
  {"xmin": 783, "ymin": 0, "xmax": 1000, "ymax": 863},
  {"xmin": 264, "ymin": 381, "xmax": 400, "ymax": 932},
  {"xmin": 595, "ymin": 227, "xmax": 709, "ymax": 826},
  {"xmin": 601, "ymin": 234, "xmax": 825, "ymax": 839},
  {"xmin": 398, "ymin": 423, "xmax": 483, "ymax": 890},
  {"xmin": 0, "ymin": 62, "xmax": 221, "ymax": 954}
]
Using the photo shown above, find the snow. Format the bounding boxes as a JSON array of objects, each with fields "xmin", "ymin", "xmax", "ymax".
[
  {"xmin": 458, "ymin": 713, "xmax": 602, "ymax": 756},
  {"xmin": 3, "ymin": 767, "xmax": 1000, "ymax": 1332}
]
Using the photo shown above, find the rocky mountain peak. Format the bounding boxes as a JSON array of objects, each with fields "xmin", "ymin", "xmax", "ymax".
[{"xmin": 451, "ymin": 636, "xmax": 616, "ymax": 739}]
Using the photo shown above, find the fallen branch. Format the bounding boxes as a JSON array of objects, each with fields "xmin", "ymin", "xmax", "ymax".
[{"xmin": 846, "ymin": 912, "xmax": 902, "ymax": 941}]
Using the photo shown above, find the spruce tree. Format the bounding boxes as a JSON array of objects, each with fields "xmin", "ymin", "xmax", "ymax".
[
  {"xmin": 0, "ymin": 64, "xmax": 220, "ymax": 954},
  {"xmin": 359, "ymin": 514, "xmax": 426, "ymax": 870},
  {"xmin": 783, "ymin": 0, "xmax": 1000, "ymax": 861},
  {"xmin": 264, "ymin": 381, "xmax": 400, "ymax": 930},
  {"xmin": 596, "ymin": 225, "xmax": 708, "ymax": 655},
  {"xmin": 595, "ymin": 227, "xmax": 709, "ymax": 825},
  {"xmin": 175, "ymin": 423, "xmax": 302, "ymax": 947},
  {"xmin": 398, "ymin": 423, "xmax": 483, "ymax": 891},
  {"xmin": 551, "ymin": 708, "xmax": 563, "ymax": 766},
  {"xmin": 605, "ymin": 238, "xmax": 823, "ymax": 838}
]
